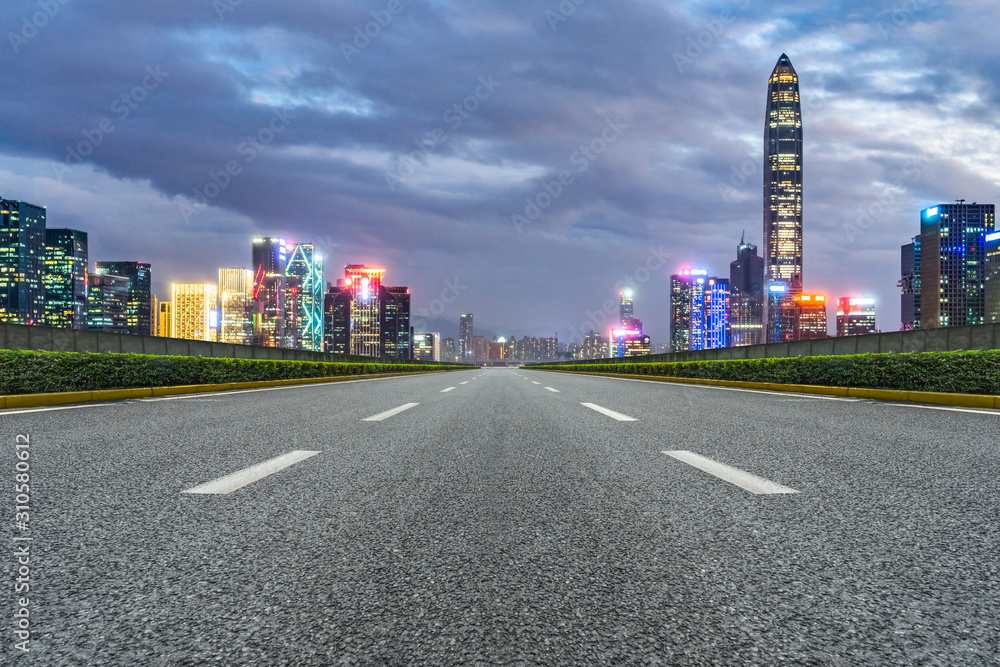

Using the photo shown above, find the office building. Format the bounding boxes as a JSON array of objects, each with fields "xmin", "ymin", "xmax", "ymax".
[
  {"xmin": 172, "ymin": 283, "xmax": 218, "ymax": 342},
  {"xmin": 488, "ymin": 337, "xmax": 508, "ymax": 361},
  {"xmin": 413, "ymin": 332, "xmax": 440, "ymax": 362},
  {"xmin": 284, "ymin": 243, "xmax": 324, "ymax": 351},
  {"xmin": 919, "ymin": 203, "xmax": 995, "ymax": 328},
  {"xmin": 764, "ymin": 54, "xmax": 804, "ymax": 298},
  {"xmin": 0, "ymin": 198, "xmax": 46, "ymax": 324},
  {"xmin": 251, "ymin": 237, "xmax": 286, "ymax": 346},
  {"xmin": 441, "ymin": 337, "xmax": 456, "ymax": 362},
  {"xmin": 459, "ymin": 314, "xmax": 474, "ymax": 360},
  {"xmin": 322, "ymin": 265, "xmax": 411, "ymax": 358},
  {"xmin": 471, "ymin": 335, "xmax": 487, "ymax": 361},
  {"xmin": 729, "ymin": 237, "xmax": 764, "ymax": 346},
  {"xmin": 43, "ymin": 229, "xmax": 88, "ymax": 329},
  {"xmin": 900, "ymin": 235, "xmax": 921, "ymax": 330},
  {"xmin": 581, "ymin": 331, "xmax": 607, "ymax": 360},
  {"xmin": 219, "ymin": 268, "xmax": 254, "ymax": 345},
  {"xmin": 766, "ymin": 281, "xmax": 797, "ymax": 343},
  {"xmin": 704, "ymin": 278, "xmax": 730, "ymax": 349},
  {"xmin": 157, "ymin": 301, "xmax": 173, "ymax": 338},
  {"xmin": 611, "ymin": 322, "xmax": 651, "ymax": 358},
  {"xmin": 670, "ymin": 270, "xmax": 706, "ymax": 352},
  {"xmin": 94, "ymin": 261, "xmax": 152, "ymax": 336},
  {"xmin": 837, "ymin": 297, "xmax": 877, "ymax": 337},
  {"xmin": 792, "ymin": 294, "xmax": 827, "ymax": 340},
  {"xmin": 86, "ymin": 274, "xmax": 129, "ymax": 333},
  {"xmin": 987, "ymin": 231, "xmax": 1000, "ymax": 323}
]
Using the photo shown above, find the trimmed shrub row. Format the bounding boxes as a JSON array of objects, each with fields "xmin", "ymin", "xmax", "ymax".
[
  {"xmin": 531, "ymin": 350, "xmax": 1000, "ymax": 395},
  {"xmin": 0, "ymin": 349, "xmax": 462, "ymax": 395}
]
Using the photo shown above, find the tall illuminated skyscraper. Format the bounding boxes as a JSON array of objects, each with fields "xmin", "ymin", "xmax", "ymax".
[
  {"xmin": 459, "ymin": 314, "xmax": 474, "ymax": 360},
  {"xmin": 764, "ymin": 54, "xmax": 804, "ymax": 299},
  {"xmin": 87, "ymin": 274, "xmax": 129, "ymax": 333},
  {"xmin": 670, "ymin": 270, "xmax": 708, "ymax": 352},
  {"xmin": 172, "ymin": 283, "xmax": 218, "ymax": 342},
  {"xmin": 323, "ymin": 265, "xmax": 411, "ymax": 358},
  {"xmin": 43, "ymin": 229, "xmax": 88, "ymax": 329},
  {"xmin": 284, "ymin": 243, "xmax": 324, "ymax": 351},
  {"xmin": 619, "ymin": 290, "xmax": 633, "ymax": 326},
  {"xmin": 0, "ymin": 198, "xmax": 46, "ymax": 325},
  {"xmin": 94, "ymin": 261, "xmax": 152, "ymax": 335},
  {"xmin": 837, "ymin": 297, "xmax": 877, "ymax": 337},
  {"xmin": 729, "ymin": 237, "xmax": 764, "ymax": 346},
  {"xmin": 251, "ymin": 237, "xmax": 286, "ymax": 346},
  {"xmin": 219, "ymin": 268, "xmax": 253, "ymax": 345}
]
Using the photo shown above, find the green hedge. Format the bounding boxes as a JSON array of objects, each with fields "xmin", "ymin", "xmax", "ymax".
[
  {"xmin": 531, "ymin": 350, "xmax": 1000, "ymax": 395},
  {"xmin": 0, "ymin": 350, "xmax": 461, "ymax": 395}
]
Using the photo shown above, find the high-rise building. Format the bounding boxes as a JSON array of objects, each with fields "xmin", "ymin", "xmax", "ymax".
[
  {"xmin": 413, "ymin": 332, "xmax": 440, "ymax": 362},
  {"xmin": 764, "ymin": 54, "xmax": 804, "ymax": 299},
  {"xmin": 611, "ymin": 321, "xmax": 650, "ymax": 358},
  {"xmin": 919, "ymin": 203, "xmax": 995, "ymax": 329},
  {"xmin": 157, "ymin": 301, "xmax": 173, "ymax": 338},
  {"xmin": 94, "ymin": 261, "xmax": 152, "ymax": 336},
  {"xmin": 792, "ymin": 294, "xmax": 827, "ymax": 340},
  {"xmin": 581, "ymin": 330, "xmax": 607, "ymax": 359},
  {"xmin": 837, "ymin": 297, "xmax": 877, "ymax": 337},
  {"xmin": 900, "ymin": 235, "xmax": 921, "ymax": 331},
  {"xmin": 671, "ymin": 270, "xmax": 704, "ymax": 352},
  {"xmin": 619, "ymin": 290, "xmax": 633, "ymax": 326},
  {"xmin": 322, "ymin": 265, "xmax": 411, "ymax": 358},
  {"xmin": 488, "ymin": 337, "xmax": 508, "ymax": 361},
  {"xmin": 284, "ymin": 243, "xmax": 324, "ymax": 351},
  {"xmin": 150, "ymin": 293, "xmax": 159, "ymax": 336},
  {"xmin": 729, "ymin": 237, "xmax": 764, "ymax": 346},
  {"xmin": 86, "ymin": 274, "xmax": 129, "ymax": 333},
  {"xmin": 441, "ymin": 337, "xmax": 456, "ymax": 362},
  {"xmin": 471, "ymin": 335, "xmax": 487, "ymax": 361},
  {"xmin": 986, "ymin": 231, "xmax": 1000, "ymax": 323},
  {"xmin": 43, "ymin": 229, "xmax": 88, "ymax": 329},
  {"xmin": 459, "ymin": 314, "xmax": 473, "ymax": 360},
  {"xmin": 172, "ymin": 283, "xmax": 218, "ymax": 342},
  {"xmin": 766, "ymin": 281, "xmax": 797, "ymax": 343},
  {"xmin": 219, "ymin": 268, "xmax": 254, "ymax": 345},
  {"xmin": 0, "ymin": 198, "xmax": 46, "ymax": 325},
  {"xmin": 704, "ymin": 278, "xmax": 730, "ymax": 350},
  {"xmin": 251, "ymin": 237, "xmax": 286, "ymax": 346}
]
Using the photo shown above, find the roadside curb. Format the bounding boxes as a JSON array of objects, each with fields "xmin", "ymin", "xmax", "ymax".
[
  {"xmin": 0, "ymin": 370, "xmax": 458, "ymax": 410},
  {"xmin": 531, "ymin": 369, "xmax": 1000, "ymax": 410}
]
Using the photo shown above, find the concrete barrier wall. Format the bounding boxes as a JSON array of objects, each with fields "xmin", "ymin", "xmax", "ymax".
[
  {"xmin": 549, "ymin": 323, "xmax": 1000, "ymax": 365},
  {"xmin": 0, "ymin": 322, "xmax": 467, "ymax": 366}
]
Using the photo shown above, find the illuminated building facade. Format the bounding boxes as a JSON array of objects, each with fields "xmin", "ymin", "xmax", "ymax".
[
  {"xmin": 251, "ymin": 237, "xmax": 286, "ymax": 347},
  {"xmin": 837, "ymin": 297, "xmax": 877, "ymax": 337},
  {"xmin": 764, "ymin": 54, "xmax": 804, "ymax": 298},
  {"xmin": 86, "ymin": 274, "xmax": 129, "ymax": 333},
  {"xmin": 729, "ymin": 238, "xmax": 764, "ymax": 346},
  {"xmin": 792, "ymin": 294, "xmax": 827, "ymax": 340},
  {"xmin": 704, "ymin": 278, "xmax": 730, "ymax": 349},
  {"xmin": 619, "ymin": 290, "xmax": 634, "ymax": 326},
  {"xmin": 919, "ymin": 204, "xmax": 995, "ymax": 329},
  {"xmin": 413, "ymin": 332, "xmax": 440, "ymax": 362},
  {"xmin": 900, "ymin": 235, "xmax": 921, "ymax": 330},
  {"xmin": 284, "ymin": 243, "xmax": 324, "ymax": 351},
  {"xmin": 322, "ymin": 265, "xmax": 411, "ymax": 358},
  {"xmin": 219, "ymin": 268, "xmax": 254, "ymax": 345},
  {"xmin": 610, "ymin": 325, "xmax": 650, "ymax": 358},
  {"xmin": 488, "ymin": 337, "xmax": 508, "ymax": 361},
  {"xmin": 986, "ymin": 231, "xmax": 1000, "ymax": 323},
  {"xmin": 671, "ymin": 270, "xmax": 705, "ymax": 352},
  {"xmin": 459, "ymin": 314, "xmax": 473, "ymax": 360},
  {"xmin": 513, "ymin": 336, "xmax": 559, "ymax": 361},
  {"xmin": 581, "ymin": 331, "xmax": 607, "ymax": 359},
  {"xmin": 766, "ymin": 281, "xmax": 797, "ymax": 343},
  {"xmin": 172, "ymin": 283, "xmax": 218, "ymax": 342},
  {"xmin": 0, "ymin": 198, "xmax": 46, "ymax": 325},
  {"xmin": 43, "ymin": 229, "xmax": 88, "ymax": 329},
  {"xmin": 441, "ymin": 337, "xmax": 456, "ymax": 362},
  {"xmin": 471, "ymin": 335, "xmax": 487, "ymax": 361},
  {"xmin": 158, "ymin": 301, "xmax": 173, "ymax": 338},
  {"xmin": 94, "ymin": 261, "xmax": 152, "ymax": 336}
]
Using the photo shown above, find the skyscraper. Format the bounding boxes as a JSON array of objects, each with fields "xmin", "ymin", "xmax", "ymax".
[
  {"xmin": 919, "ymin": 203, "xmax": 995, "ymax": 329},
  {"xmin": 704, "ymin": 278, "xmax": 730, "ymax": 349},
  {"xmin": 86, "ymin": 274, "xmax": 129, "ymax": 333},
  {"xmin": 322, "ymin": 265, "xmax": 411, "ymax": 358},
  {"xmin": 0, "ymin": 198, "xmax": 46, "ymax": 325},
  {"xmin": 284, "ymin": 243, "xmax": 324, "ymax": 351},
  {"xmin": 837, "ymin": 297, "xmax": 877, "ymax": 337},
  {"xmin": 900, "ymin": 235, "xmax": 921, "ymax": 330},
  {"xmin": 986, "ymin": 231, "xmax": 1000, "ymax": 323},
  {"xmin": 43, "ymin": 229, "xmax": 88, "ymax": 329},
  {"xmin": 172, "ymin": 283, "xmax": 218, "ymax": 342},
  {"xmin": 413, "ymin": 332, "xmax": 440, "ymax": 362},
  {"xmin": 619, "ymin": 290, "xmax": 633, "ymax": 326},
  {"xmin": 729, "ymin": 237, "xmax": 764, "ymax": 346},
  {"xmin": 251, "ymin": 237, "xmax": 286, "ymax": 346},
  {"xmin": 94, "ymin": 261, "xmax": 152, "ymax": 335},
  {"xmin": 792, "ymin": 295, "xmax": 827, "ymax": 340},
  {"xmin": 764, "ymin": 54, "xmax": 804, "ymax": 298},
  {"xmin": 158, "ymin": 301, "xmax": 173, "ymax": 338},
  {"xmin": 382, "ymin": 285, "xmax": 411, "ymax": 359},
  {"xmin": 459, "ymin": 314, "xmax": 473, "ymax": 360},
  {"xmin": 670, "ymin": 270, "xmax": 708, "ymax": 352},
  {"xmin": 219, "ymin": 268, "xmax": 254, "ymax": 345}
]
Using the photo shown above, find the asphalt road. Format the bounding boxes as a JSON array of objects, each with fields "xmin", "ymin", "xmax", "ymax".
[{"xmin": 4, "ymin": 368, "xmax": 999, "ymax": 665}]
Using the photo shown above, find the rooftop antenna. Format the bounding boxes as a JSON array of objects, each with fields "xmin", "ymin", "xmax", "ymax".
[
  {"xmin": 741, "ymin": 229, "xmax": 746, "ymax": 244},
  {"xmin": 956, "ymin": 198, "xmax": 966, "ymax": 204}
]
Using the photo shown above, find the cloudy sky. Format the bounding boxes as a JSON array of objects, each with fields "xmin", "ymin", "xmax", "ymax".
[{"xmin": 2, "ymin": 0, "xmax": 998, "ymax": 343}]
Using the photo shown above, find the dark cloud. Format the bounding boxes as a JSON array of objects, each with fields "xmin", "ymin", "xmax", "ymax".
[{"xmin": 1, "ymin": 0, "xmax": 999, "ymax": 342}]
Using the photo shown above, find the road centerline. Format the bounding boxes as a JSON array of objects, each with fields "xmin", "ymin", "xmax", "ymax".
[
  {"xmin": 662, "ymin": 450, "xmax": 799, "ymax": 495},
  {"xmin": 581, "ymin": 403, "xmax": 637, "ymax": 421},
  {"xmin": 545, "ymin": 387, "xmax": 560, "ymax": 393},
  {"xmin": 183, "ymin": 450, "xmax": 321, "ymax": 495},
  {"xmin": 363, "ymin": 403, "xmax": 420, "ymax": 422},
  {"xmin": 441, "ymin": 387, "xmax": 456, "ymax": 393}
]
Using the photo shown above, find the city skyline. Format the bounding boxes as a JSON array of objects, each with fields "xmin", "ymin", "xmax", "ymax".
[{"xmin": 3, "ymin": 2, "xmax": 1000, "ymax": 341}]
